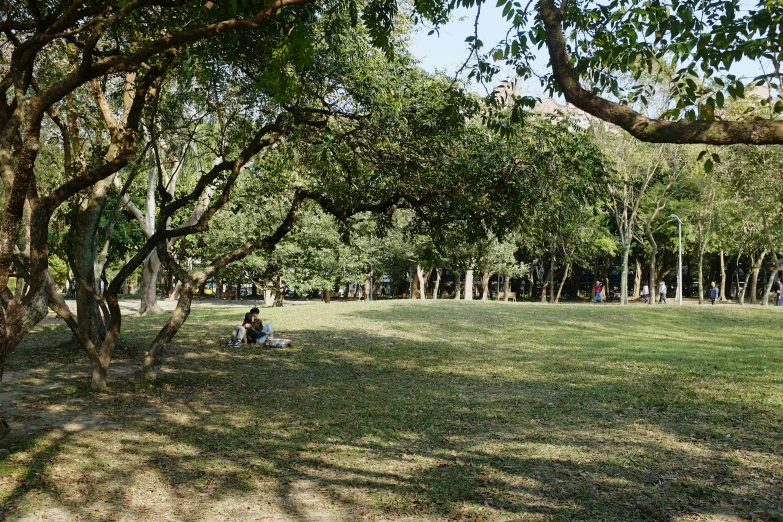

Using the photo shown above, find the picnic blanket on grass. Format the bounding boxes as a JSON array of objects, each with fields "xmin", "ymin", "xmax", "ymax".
[{"xmin": 263, "ymin": 337, "xmax": 293, "ymax": 348}]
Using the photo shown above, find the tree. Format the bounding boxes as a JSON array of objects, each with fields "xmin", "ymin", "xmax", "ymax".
[
  {"xmin": 0, "ymin": 0, "xmax": 448, "ymax": 388},
  {"xmin": 477, "ymin": 0, "xmax": 783, "ymax": 144},
  {"xmin": 0, "ymin": 0, "xmax": 335, "ymax": 384}
]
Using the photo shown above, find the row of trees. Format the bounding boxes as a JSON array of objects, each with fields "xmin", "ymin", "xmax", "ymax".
[{"xmin": 157, "ymin": 85, "xmax": 782, "ymax": 310}]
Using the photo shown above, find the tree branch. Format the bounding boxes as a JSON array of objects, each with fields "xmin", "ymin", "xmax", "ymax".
[{"xmin": 538, "ymin": 0, "xmax": 783, "ymax": 145}]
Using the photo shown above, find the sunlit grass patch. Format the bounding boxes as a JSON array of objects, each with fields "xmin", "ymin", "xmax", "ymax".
[{"xmin": 1, "ymin": 301, "xmax": 782, "ymax": 521}]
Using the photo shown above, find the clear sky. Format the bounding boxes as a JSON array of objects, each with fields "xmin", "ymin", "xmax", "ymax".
[
  {"xmin": 408, "ymin": 3, "xmax": 768, "ymax": 100},
  {"xmin": 408, "ymin": 4, "xmax": 551, "ymax": 97}
]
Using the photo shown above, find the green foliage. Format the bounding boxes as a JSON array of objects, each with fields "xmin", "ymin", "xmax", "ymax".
[
  {"xmin": 47, "ymin": 255, "xmax": 69, "ymax": 289},
  {"xmin": 484, "ymin": 0, "xmax": 783, "ymax": 124}
]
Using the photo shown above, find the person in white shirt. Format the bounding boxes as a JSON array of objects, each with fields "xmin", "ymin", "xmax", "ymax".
[{"xmin": 658, "ymin": 281, "xmax": 667, "ymax": 304}]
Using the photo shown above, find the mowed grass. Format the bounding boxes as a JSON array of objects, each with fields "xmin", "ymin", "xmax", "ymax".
[{"xmin": 1, "ymin": 301, "xmax": 782, "ymax": 521}]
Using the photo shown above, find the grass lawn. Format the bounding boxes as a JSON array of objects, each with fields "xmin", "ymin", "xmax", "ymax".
[{"xmin": 1, "ymin": 301, "xmax": 782, "ymax": 521}]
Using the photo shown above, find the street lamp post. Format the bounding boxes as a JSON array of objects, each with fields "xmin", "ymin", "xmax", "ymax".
[{"xmin": 669, "ymin": 214, "xmax": 683, "ymax": 305}]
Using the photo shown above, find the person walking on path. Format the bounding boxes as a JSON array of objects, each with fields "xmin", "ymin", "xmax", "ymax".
[
  {"xmin": 658, "ymin": 281, "xmax": 667, "ymax": 304},
  {"xmin": 642, "ymin": 284, "xmax": 650, "ymax": 304},
  {"xmin": 593, "ymin": 280, "xmax": 604, "ymax": 304},
  {"xmin": 773, "ymin": 278, "xmax": 782, "ymax": 306},
  {"xmin": 709, "ymin": 281, "xmax": 719, "ymax": 305}
]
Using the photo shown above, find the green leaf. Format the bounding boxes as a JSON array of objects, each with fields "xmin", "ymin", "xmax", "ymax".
[{"xmin": 704, "ymin": 159, "xmax": 713, "ymax": 172}]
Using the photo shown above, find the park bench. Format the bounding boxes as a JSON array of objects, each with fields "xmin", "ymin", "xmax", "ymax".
[
  {"xmin": 222, "ymin": 290, "xmax": 236, "ymax": 299},
  {"xmin": 497, "ymin": 291, "xmax": 517, "ymax": 301}
]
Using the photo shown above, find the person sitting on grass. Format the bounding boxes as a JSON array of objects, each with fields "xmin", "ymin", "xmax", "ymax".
[{"xmin": 228, "ymin": 307, "xmax": 273, "ymax": 347}]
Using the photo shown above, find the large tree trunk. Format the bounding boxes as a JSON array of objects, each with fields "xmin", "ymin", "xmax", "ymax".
[
  {"xmin": 464, "ymin": 269, "xmax": 474, "ymax": 301},
  {"xmin": 410, "ymin": 270, "xmax": 419, "ymax": 299},
  {"xmin": 480, "ymin": 271, "xmax": 491, "ymax": 301},
  {"xmin": 323, "ymin": 288, "xmax": 331, "ymax": 303},
  {"xmin": 555, "ymin": 263, "xmax": 570, "ymax": 303},
  {"xmin": 264, "ymin": 287, "xmax": 275, "ymax": 307},
  {"xmin": 433, "ymin": 269, "xmax": 441, "ymax": 300},
  {"xmin": 0, "ymin": 286, "xmax": 49, "ymax": 382},
  {"xmin": 503, "ymin": 275, "xmax": 510, "ymax": 302},
  {"xmin": 138, "ymin": 250, "xmax": 164, "ymax": 315},
  {"xmin": 454, "ymin": 271, "xmax": 461, "ymax": 300},
  {"xmin": 719, "ymin": 249, "xmax": 727, "ymax": 301},
  {"xmin": 69, "ymin": 178, "xmax": 113, "ymax": 344}
]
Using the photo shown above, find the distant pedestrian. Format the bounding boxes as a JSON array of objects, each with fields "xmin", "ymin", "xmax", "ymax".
[
  {"xmin": 658, "ymin": 281, "xmax": 667, "ymax": 304},
  {"xmin": 642, "ymin": 284, "xmax": 650, "ymax": 304},
  {"xmin": 709, "ymin": 281, "xmax": 719, "ymax": 305},
  {"xmin": 773, "ymin": 278, "xmax": 782, "ymax": 306},
  {"xmin": 593, "ymin": 280, "xmax": 603, "ymax": 304}
]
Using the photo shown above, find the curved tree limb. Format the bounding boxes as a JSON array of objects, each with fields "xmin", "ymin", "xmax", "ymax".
[{"xmin": 538, "ymin": 0, "xmax": 783, "ymax": 145}]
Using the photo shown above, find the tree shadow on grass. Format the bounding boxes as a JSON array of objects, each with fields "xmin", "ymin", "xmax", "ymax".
[{"xmin": 1, "ymin": 303, "xmax": 781, "ymax": 521}]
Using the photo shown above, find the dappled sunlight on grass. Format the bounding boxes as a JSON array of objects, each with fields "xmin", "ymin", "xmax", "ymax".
[{"xmin": 1, "ymin": 301, "xmax": 782, "ymax": 520}]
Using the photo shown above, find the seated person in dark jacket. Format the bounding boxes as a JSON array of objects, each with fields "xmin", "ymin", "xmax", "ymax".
[{"xmin": 228, "ymin": 307, "xmax": 273, "ymax": 347}]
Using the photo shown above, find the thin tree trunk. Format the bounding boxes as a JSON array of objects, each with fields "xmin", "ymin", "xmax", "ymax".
[
  {"xmin": 750, "ymin": 251, "xmax": 765, "ymax": 304},
  {"xmin": 275, "ymin": 274, "xmax": 284, "ymax": 307},
  {"xmin": 739, "ymin": 254, "xmax": 753, "ymax": 305},
  {"xmin": 647, "ymin": 223, "xmax": 658, "ymax": 305},
  {"xmin": 541, "ymin": 268, "xmax": 549, "ymax": 303},
  {"xmin": 570, "ymin": 266, "xmax": 581, "ymax": 299},
  {"xmin": 529, "ymin": 269, "xmax": 535, "ymax": 299},
  {"xmin": 137, "ymin": 280, "xmax": 197, "ymax": 381},
  {"xmin": 433, "ymin": 269, "xmax": 441, "ymax": 300},
  {"xmin": 697, "ymin": 252, "xmax": 704, "ymax": 304},
  {"xmin": 454, "ymin": 271, "xmax": 461, "ymax": 300},
  {"xmin": 633, "ymin": 258, "xmax": 641, "ymax": 298},
  {"xmin": 416, "ymin": 265, "xmax": 427, "ymax": 300},
  {"xmin": 620, "ymin": 245, "xmax": 630, "ymax": 305},
  {"xmin": 762, "ymin": 262, "xmax": 783, "ymax": 306},
  {"xmin": 503, "ymin": 276, "xmax": 510, "ymax": 302},
  {"xmin": 548, "ymin": 250, "xmax": 556, "ymax": 304},
  {"xmin": 411, "ymin": 269, "xmax": 419, "ymax": 299},
  {"xmin": 555, "ymin": 263, "xmax": 570, "ymax": 303},
  {"xmin": 139, "ymin": 250, "xmax": 163, "ymax": 315},
  {"xmin": 464, "ymin": 269, "xmax": 474, "ymax": 301},
  {"xmin": 719, "ymin": 249, "xmax": 727, "ymax": 301},
  {"xmin": 480, "ymin": 271, "xmax": 491, "ymax": 301}
]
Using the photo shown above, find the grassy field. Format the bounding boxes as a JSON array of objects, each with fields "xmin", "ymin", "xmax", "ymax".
[{"xmin": 1, "ymin": 301, "xmax": 782, "ymax": 521}]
